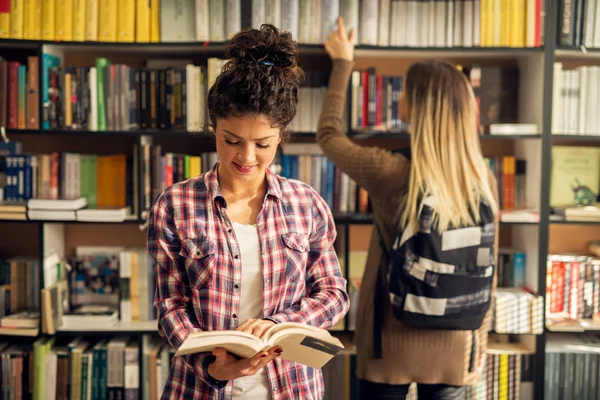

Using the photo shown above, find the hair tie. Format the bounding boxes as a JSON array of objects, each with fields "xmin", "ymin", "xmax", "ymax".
[{"xmin": 259, "ymin": 60, "xmax": 274, "ymax": 66}]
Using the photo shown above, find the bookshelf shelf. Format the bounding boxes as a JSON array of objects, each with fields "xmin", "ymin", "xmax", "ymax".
[
  {"xmin": 555, "ymin": 47, "xmax": 600, "ymax": 59},
  {"xmin": 0, "ymin": 38, "xmax": 544, "ymax": 58},
  {"xmin": 56, "ymin": 320, "xmax": 159, "ymax": 335},
  {"xmin": 551, "ymin": 134, "xmax": 600, "ymax": 142},
  {"xmin": 549, "ymin": 217, "xmax": 600, "ymax": 225}
]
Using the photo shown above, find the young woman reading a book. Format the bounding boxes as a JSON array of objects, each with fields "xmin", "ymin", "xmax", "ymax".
[
  {"xmin": 147, "ymin": 25, "xmax": 349, "ymax": 400},
  {"xmin": 318, "ymin": 18, "xmax": 499, "ymax": 400}
]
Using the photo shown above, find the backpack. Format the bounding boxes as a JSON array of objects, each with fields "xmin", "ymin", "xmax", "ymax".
[{"xmin": 373, "ymin": 195, "xmax": 496, "ymax": 357}]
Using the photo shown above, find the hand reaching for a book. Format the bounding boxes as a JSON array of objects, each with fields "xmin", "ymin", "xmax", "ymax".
[
  {"xmin": 207, "ymin": 345, "xmax": 282, "ymax": 381},
  {"xmin": 324, "ymin": 16, "xmax": 356, "ymax": 62}
]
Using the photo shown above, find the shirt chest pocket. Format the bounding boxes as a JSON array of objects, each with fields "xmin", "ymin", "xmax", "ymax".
[
  {"xmin": 281, "ymin": 233, "xmax": 310, "ymax": 281},
  {"xmin": 179, "ymin": 237, "xmax": 216, "ymax": 288}
]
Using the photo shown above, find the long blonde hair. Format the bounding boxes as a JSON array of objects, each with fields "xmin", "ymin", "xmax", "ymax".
[{"xmin": 401, "ymin": 60, "xmax": 498, "ymax": 233}]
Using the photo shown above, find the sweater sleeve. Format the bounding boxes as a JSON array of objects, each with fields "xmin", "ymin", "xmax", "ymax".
[{"xmin": 315, "ymin": 59, "xmax": 410, "ymax": 199}]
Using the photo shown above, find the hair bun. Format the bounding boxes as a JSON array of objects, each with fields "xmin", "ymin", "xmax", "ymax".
[{"xmin": 226, "ymin": 24, "xmax": 299, "ymax": 72}]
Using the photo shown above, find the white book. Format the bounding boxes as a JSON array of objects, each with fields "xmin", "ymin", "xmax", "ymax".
[
  {"xmin": 377, "ymin": 0, "xmax": 390, "ymax": 46},
  {"xmin": 569, "ymin": 70, "xmax": 580, "ymax": 135},
  {"xmin": 590, "ymin": 67, "xmax": 600, "ymax": 135},
  {"xmin": 309, "ymin": 0, "xmax": 322, "ymax": 43},
  {"xmin": 252, "ymin": 0, "xmax": 266, "ymax": 28},
  {"xmin": 76, "ymin": 207, "xmax": 131, "ymax": 222},
  {"xmin": 28, "ymin": 196, "xmax": 87, "ymax": 210},
  {"xmin": 340, "ymin": 0, "xmax": 359, "ymax": 42},
  {"xmin": 160, "ymin": 0, "xmax": 195, "ymax": 42},
  {"xmin": 551, "ymin": 62, "xmax": 563, "ymax": 134},
  {"xmin": 265, "ymin": 0, "xmax": 281, "ymax": 27},
  {"xmin": 594, "ymin": 0, "xmax": 600, "ymax": 48},
  {"xmin": 339, "ymin": 173, "xmax": 350, "ymax": 213},
  {"xmin": 446, "ymin": 0, "xmax": 454, "ymax": 47},
  {"xmin": 209, "ymin": 0, "xmax": 226, "ymax": 41},
  {"xmin": 196, "ymin": 65, "xmax": 206, "ymax": 130},
  {"xmin": 578, "ymin": 66, "xmax": 588, "ymax": 135},
  {"xmin": 195, "ymin": 0, "xmax": 210, "ymax": 41},
  {"xmin": 463, "ymin": 0, "xmax": 473, "ymax": 47},
  {"xmin": 453, "ymin": 0, "xmax": 463, "ymax": 47},
  {"xmin": 44, "ymin": 352, "xmax": 58, "ymax": 400},
  {"xmin": 175, "ymin": 322, "xmax": 344, "ymax": 369},
  {"xmin": 321, "ymin": 0, "xmax": 339, "ymax": 42},
  {"xmin": 281, "ymin": 0, "xmax": 299, "ymax": 39},
  {"xmin": 225, "ymin": 0, "xmax": 241, "ymax": 39},
  {"xmin": 359, "ymin": 0, "xmax": 378, "ymax": 45},
  {"xmin": 525, "ymin": 0, "xmax": 537, "ymax": 47},
  {"xmin": 297, "ymin": 0, "xmax": 311, "ymax": 43},
  {"xmin": 585, "ymin": 67, "xmax": 598, "ymax": 135},
  {"xmin": 28, "ymin": 210, "xmax": 77, "ymax": 220}
]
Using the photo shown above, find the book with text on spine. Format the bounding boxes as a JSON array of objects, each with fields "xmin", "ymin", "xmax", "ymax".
[{"xmin": 174, "ymin": 322, "xmax": 344, "ymax": 369}]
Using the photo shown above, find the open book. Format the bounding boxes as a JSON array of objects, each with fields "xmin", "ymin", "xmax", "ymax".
[{"xmin": 174, "ymin": 322, "xmax": 345, "ymax": 369}]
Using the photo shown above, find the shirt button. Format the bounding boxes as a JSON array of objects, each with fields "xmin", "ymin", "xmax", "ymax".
[
  {"xmin": 234, "ymin": 283, "xmax": 240, "ymax": 289},
  {"xmin": 227, "ymin": 228, "xmax": 232, "ymax": 234},
  {"xmin": 195, "ymin": 250, "xmax": 201, "ymax": 257},
  {"xmin": 234, "ymin": 254, "xmax": 239, "ymax": 259},
  {"xmin": 264, "ymin": 278, "xmax": 269, "ymax": 285},
  {"xmin": 233, "ymin": 314, "xmax": 238, "ymax": 319}
]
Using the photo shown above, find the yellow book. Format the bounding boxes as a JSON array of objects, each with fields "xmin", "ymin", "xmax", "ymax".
[
  {"xmin": 501, "ymin": 0, "xmax": 510, "ymax": 47},
  {"xmin": 98, "ymin": 0, "xmax": 117, "ymax": 42},
  {"xmin": 190, "ymin": 156, "xmax": 201, "ymax": 177},
  {"xmin": 510, "ymin": 0, "xmax": 525, "ymax": 47},
  {"xmin": 33, "ymin": 0, "xmax": 41, "ymax": 39},
  {"xmin": 86, "ymin": 0, "xmax": 98, "ymax": 41},
  {"xmin": 41, "ymin": 0, "xmax": 55, "ymax": 40},
  {"xmin": 0, "ymin": 6, "xmax": 8, "ymax": 38},
  {"xmin": 150, "ymin": 0, "xmax": 159, "ymax": 42},
  {"xmin": 72, "ymin": 0, "xmax": 86, "ymax": 41},
  {"xmin": 9, "ymin": 0, "xmax": 24, "ymax": 39},
  {"xmin": 136, "ymin": 0, "xmax": 150, "ymax": 42},
  {"xmin": 117, "ymin": 0, "xmax": 135, "ymax": 42},
  {"xmin": 55, "ymin": 0, "xmax": 73, "ymax": 41},
  {"xmin": 22, "ymin": 0, "xmax": 35, "ymax": 39}
]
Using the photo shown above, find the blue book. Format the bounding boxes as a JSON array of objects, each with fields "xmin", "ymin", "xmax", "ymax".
[
  {"xmin": 42, "ymin": 54, "xmax": 61, "ymax": 130},
  {"xmin": 513, "ymin": 252, "xmax": 526, "ymax": 287}
]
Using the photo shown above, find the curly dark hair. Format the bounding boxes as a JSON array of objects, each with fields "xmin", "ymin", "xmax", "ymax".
[{"xmin": 207, "ymin": 24, "xmax": 304, "ymax": 143}]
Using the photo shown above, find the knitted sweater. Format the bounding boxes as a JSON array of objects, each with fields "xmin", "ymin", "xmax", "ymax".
[{"xmin": 315, "ymin": 59, "xmax": 499, "ymax": 386}]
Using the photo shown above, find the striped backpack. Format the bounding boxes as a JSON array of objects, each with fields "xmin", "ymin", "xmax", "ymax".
[{"xmin": 373, "ymin": 195, "xmax": 496, "ymax": 357}]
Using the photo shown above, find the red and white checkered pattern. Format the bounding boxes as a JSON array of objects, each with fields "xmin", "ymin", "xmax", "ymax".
[{"xmin": 147, "ymin": 163, "xmax": 349, "ymax": 400}]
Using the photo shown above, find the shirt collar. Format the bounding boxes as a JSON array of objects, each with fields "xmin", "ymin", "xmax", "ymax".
[{"xmin": 205, "ymin": 162, "xmax": 283, "ymax": 205}]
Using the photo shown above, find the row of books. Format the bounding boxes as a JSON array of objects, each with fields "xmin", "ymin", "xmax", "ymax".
[
  {"xmin": 276, "ymin": 144, "xmax": 367, "ymax": 214},
  {"xmin": 0, "ymin": 258, "xmax": 40, "ymax": 336},
  {"xmin": 552, "ymin": 63, "xmax": 600, "ymax": 136},
  {"xmin": 0, "ymin": 0, "xmax": 543, "ymax": 48},
  {"xmin": 497, "ymin": 249, "xmax": 527, "ymax": 288},
  {"xmin": 40, "ymin": 55, "xmax": 336, "ymax": 134},
  {"xmin": 492, "ymin": 288, "xmax": 543, "ymax": 335},
  {"xmin": 545, "ymin": 334, "xmax": 600, "ymax": 400},
  {"xmin": 0, "ymin": 56, "xmax": 40, "ymax": 131},
  {"xmin": 485, "ymin": 156, "xmax": 527, "ymax": 211},
  {"xmin": 546, "ymin": 255, "xmax": 600, "ymax": 329},
  {"xmin": 1, "ymin": 151, "xmax": 132, "ymax": 213},
  {"xmin": 557, "ymin": 0, "xmax": 600, "ymax": 48}
]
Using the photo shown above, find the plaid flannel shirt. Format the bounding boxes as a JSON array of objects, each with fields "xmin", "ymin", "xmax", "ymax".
[{"xmin": 147, "ymin": 163, "xmax": 349, "ymax": 400}]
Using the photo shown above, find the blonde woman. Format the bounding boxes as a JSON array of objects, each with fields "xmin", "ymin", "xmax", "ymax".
[{"xmin": 317, "ymin": 18, "xmax": 499, "ymax": 400}]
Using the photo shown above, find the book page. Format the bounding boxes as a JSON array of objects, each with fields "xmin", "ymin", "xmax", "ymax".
[{"xmin": 174, "ymin": 331, "xmax": 264, "ymax": 359}]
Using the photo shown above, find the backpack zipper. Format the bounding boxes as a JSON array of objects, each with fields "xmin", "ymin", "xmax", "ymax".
[{"xmin": 468, "ymin": 330, "xmax": 477, "ymax": 372}]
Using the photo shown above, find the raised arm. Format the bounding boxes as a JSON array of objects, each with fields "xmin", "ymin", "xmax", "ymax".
[
  {"xmin": 316, "ymin": 17, "xmax": 409, "ymax": 198},
  {"xmin": 266, "ymin": 190, "xmax": 350, "ymax": 327},
  {"xmin": 147, "ymin": 190, "xmax": 226, "ymax": 390}
]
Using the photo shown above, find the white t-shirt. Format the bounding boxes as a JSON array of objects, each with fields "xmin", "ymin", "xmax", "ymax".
[{"xmin": 231, "ymin": 221, "xmax": 272, "ymax": 400}]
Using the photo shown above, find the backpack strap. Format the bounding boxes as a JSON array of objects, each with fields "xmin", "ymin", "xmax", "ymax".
[{"xmin": 373, "ymin": 222, "xmax": 389, "ymax": 359}]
